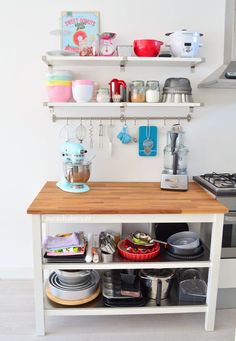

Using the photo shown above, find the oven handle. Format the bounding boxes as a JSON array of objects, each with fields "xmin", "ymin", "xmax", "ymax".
[{"xmin": 224, "ymin": 214, "xmax": 236, "ymax": 223}]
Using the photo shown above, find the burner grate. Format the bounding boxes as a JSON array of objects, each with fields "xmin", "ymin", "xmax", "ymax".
[{"xmin": 201, "ymin": 172, "xmax": 236, "ymax": 189}]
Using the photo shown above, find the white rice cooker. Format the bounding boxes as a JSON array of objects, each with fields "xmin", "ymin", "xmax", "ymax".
[{"xmin": 165, "ymin": 29, "xmax": 203, "ymax": 58}]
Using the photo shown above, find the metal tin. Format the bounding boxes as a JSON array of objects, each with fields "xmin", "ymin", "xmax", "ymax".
[{"xmin": 47, "ymin": 271, "xmax": 100, "ymax": 301}]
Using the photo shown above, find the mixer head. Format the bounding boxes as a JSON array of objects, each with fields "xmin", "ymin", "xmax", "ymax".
[{"xmin": 61, "ymin": 141, "xmax": 87, "ymax": 164}]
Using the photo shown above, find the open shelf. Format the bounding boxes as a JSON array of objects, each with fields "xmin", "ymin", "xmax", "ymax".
[
  {"xmin": 43, "ymin": 55, "xmax": 205, "ymax": 69},
  {"xmin": 43, "ymin": 245, "xmax": 210, "ymax": 271},
  {"xmin": 44, "ymin": 290, "xmax": 207, "ymax": 317},
  {"xmin": 44, "ymin": 102, "xmax": 203, "ymax": 109}
]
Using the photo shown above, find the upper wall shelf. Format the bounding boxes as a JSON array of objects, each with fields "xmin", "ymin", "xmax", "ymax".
[
  {"xmin": 44, "ymin": 102, "xmax": 203, "ymax": 109},
  {"xmin": 42, "ymin": 55, "xmax": 205, "ymax": 71}
]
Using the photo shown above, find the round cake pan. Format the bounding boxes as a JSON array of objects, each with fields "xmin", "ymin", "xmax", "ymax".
[
  {"xmin": 56, "ymin": 270, "xmax": 91, "ymax": 285},
  {"xmin": 48, "ymin": 271, "xmax": 100, "ymax": 300}
]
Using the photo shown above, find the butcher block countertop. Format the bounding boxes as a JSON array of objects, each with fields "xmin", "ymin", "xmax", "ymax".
[{"xmin": 27, "ymin": 182, "xmax": 228, "ymax": 215}]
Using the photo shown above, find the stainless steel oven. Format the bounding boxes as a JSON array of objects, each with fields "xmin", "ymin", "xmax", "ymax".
[
  {"xmin": 222, "ymin": 212, "xmax": 236, "ymax": 258},
  {"xmin": 193, "ymin": 173, "xmax": 236, "ymax": 259}
]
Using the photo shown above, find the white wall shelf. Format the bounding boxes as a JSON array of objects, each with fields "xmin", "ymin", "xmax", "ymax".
[
  {"xmin": 42, "ymin": 55, "xmax": 205, "ymax": 71},
  {"xmin": 44, "ymin": 102, "xmax": 203, "ymax": 109}
]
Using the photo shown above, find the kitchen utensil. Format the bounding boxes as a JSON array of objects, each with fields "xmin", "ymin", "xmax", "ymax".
[
  {"xmin": 109, "ymin": 78, "xmax": 127, "ymax": 102},
  {"xmin": 56, "ymin": 270, "xmax": 91, "ymax": 285},
  {"xmin": 72, "ymin": 80, "xmax": 94, "ymax": 102},
  {"xmin": 59, "ymin": 120, "xmax": 76, "ymax": 142},
  {"xmin": 99, "ymin": 32, "xmax": 117, "ymax": 56},
  {"xmin": 56, "ymin": 140, "xmax": 92, "ymax": 193},
  {"xmin": 101, "ymin": 251, "xmax": 113, "ymax": 263},
  {"xmin": 178, "ymin": 278, "xmax": 207, "ymax": 303},
  {"xmin": 99, "ymin": 120, "xmax": 104, "ymax": 149},
  {"xmin": 76, "ymin": 120, "xmax": 86, "ymax": 143},
  {"xmin": 116, "ymin": 45, "xmax": 133, "ymax": 57},
  {"xmin": 46, "ymin": 70, "xmax": 73, "ymax": 81},
  {"xmin": 89, "ymin": 120, "xmax": 93, "ymax": 149},
  {"xmin": 47, "ymin": 270, "xmax": 100, "ymax": 301},
  {"xmin": 118, "ymin": 239, "xmax": 160, "ymax": 261},
  {"xmin": 161, "ymin": 78, "xmax": 193, "ymax": 103},
  {"xmin": 107, "ymin": 120, "xmax": 115, "ymax": 156},
  {"xmin": 179, "ymin": 268, "xmax": 203, "ymax": 281},
  {"xmin": 165, "ymin": 29, "xmax": 203, "ymax": 58},
  {"xmin": 139, "ymin": 125, "xmax": 157, "ymax": 156},
  {"xmin": 46, "ymin": 70, "xmax": 73, "ymax": 102},
  {"xmin": 117, "ymin": 123, "xmax": 132, "ymax": 144},
  {"xmin": 163, "ymin": 77, "xmax": 192, "ymax": 93},
  {"xmin": 47, "ymin": 85, "xmax": 72, "ymax": 102},
  {"xmin": 139, "ymin": 269, "xmax": 175, "ymax": 303},
  {"xmin": 133, "ymin": 39, "xmax": 163, "ymax": 57},
  {"xmin": 167, "ymin": 231, "xmax": 200, "ymax": 250},
  {"xmin": 46, "ymin": 286, "xmax": 100, "ymax": 306},
  {"xmin": 102, "ymin": 270, "xmax": 141, "ymax": 299},
  {"xmin": 132, "ymin": 118, "xmax": 138, "ymax": 143}
]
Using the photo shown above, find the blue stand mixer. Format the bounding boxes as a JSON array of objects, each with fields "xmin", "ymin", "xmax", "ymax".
[{"xmin": 56, "ymin": 141, "xmax": 91, "ymax": 193}]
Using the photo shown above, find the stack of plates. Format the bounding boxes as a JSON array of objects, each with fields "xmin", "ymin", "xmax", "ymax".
[{"xmin": 46, "ymin": 270, "xmax": 100, "ymax": 305}]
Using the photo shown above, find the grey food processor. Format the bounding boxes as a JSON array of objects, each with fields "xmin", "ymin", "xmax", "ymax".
[{"xmin": 161, "ymin": 124, "xmax": 189, "ymax": 191}]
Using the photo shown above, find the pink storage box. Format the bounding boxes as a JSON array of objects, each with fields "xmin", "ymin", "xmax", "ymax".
[{"xmin": 47, "ymin": 85, "xmax": 72, "ymax": 102}]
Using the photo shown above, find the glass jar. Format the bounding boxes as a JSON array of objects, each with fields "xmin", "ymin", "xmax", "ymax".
[
  {"xmin": 146, "ymin": 80, "xmax": 160, "ymax": 103},
  {"xmin": 130, "ymin": 80, "xmax": 145, "ymax": 103},
  {"xmin": 96, "ymin": 88, "xmax": 110, "ymax": 103}
]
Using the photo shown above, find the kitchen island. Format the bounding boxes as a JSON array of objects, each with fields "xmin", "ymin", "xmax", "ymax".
[{"xmin": 27, "ymin": 182, "xmax": 228, "ymax": 336}]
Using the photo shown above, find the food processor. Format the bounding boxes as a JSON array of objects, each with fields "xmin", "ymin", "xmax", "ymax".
[
  {"xmin": 56, "ymin": 141, "xmax": 91, "ymax": 193},
  {"xmin": 161, "ymin": 124, "xmax": 189, "ymax": 191}
]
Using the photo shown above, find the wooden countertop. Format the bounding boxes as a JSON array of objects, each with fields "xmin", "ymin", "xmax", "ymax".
[{"xmin": 27, "ymin": 182, "xmax": 228, "ymax": 215}]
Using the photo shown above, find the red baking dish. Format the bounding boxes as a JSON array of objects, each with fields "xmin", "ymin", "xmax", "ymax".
[
  {"xmin": 118, "ymin": 239, "xmax": 160, "ymax": 261},
  {"xmin": 133, "ymin": 39, "xmax": 163, "ymax": 57}
]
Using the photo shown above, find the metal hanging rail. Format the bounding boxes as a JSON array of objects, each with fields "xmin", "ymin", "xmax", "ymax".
[{"xmin": 51, "ymin": 114, "xmax": 192, "ymax": 123}]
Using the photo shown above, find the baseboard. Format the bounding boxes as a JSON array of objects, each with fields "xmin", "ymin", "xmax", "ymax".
[{"xmin": 0, "ymin": 267, "xmax": 33, "ymax": 279}]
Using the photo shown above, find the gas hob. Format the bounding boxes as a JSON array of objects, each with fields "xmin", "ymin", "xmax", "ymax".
[
  {"xmin": 193, "ymin": 173, "xmax": 236, "ymax": 212},
  {"xmin": 193, "ymin": 173, "xmax": 236, "ymax": 196}
]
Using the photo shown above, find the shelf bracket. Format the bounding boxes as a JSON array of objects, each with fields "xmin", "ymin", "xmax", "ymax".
[
  {"xmin": 52, "ymin": 114, "xmax": 57, "ymax": 123},
  {"xmin": 187, "ymin": 107, "xmax": 194, "ymax": 122},
  {"xmin": 42, "ymin": 56, "xmax": 47, "ymax": 65},
  {"xmin": 120, "ymin": 57, "xmax": 127, "ymax": 72},
  {"xmin": 190, "ymin": 64, "xmax": 196, "ymax": 73}
]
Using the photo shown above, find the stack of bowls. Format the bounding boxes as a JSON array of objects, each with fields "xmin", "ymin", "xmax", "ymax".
[
  {"xmin": 46, "ymin": 270, "xmax": 100, "ymax": 304},
  {"xmin": 46, "ymin": 70, "xmax": 73, "ymax": 102},
  {"xmin": 161, "ymin": 78, "xmax": 193, "ymax": 103}
]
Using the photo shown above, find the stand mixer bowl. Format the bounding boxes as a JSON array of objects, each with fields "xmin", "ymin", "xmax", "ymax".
[{"xmin": 63, "ymin": 161, "xmax": 91, "ymax": 187}]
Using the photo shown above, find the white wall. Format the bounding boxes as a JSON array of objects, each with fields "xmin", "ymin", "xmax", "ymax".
[{"xmin": 0, "ymin": 0, "xmax": 235, "ymax": 278}]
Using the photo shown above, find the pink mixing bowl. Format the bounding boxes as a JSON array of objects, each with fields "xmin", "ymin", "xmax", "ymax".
[{"xmin": 47, "ymin": 85, "xmax": 72, "ymax": 102}]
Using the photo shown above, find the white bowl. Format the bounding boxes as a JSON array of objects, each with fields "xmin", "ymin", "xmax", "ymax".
[{"xmin": 72, "ymin": 80, "xmax": 94, "ymax": 103}]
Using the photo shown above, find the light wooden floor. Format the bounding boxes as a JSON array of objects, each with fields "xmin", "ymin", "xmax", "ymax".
[{"xmin": 0, "ymin": 280, "xmax": 236, "ymax": 341}]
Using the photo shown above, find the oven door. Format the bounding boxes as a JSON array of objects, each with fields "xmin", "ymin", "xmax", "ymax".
[{"xmin": 221, "ymin": 213, "xmax": 236, "ymax": 258}]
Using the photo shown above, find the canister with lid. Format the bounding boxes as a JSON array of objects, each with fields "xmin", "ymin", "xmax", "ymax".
[
  {"xmin": 96, "ymin": 88, "xmax": 110, "ymax": 103},
  {"xmin": 130, "ymin": 80, "xmax": 145, "ymax": 103},
  {"xmin": 146, "ymin": 80, "xmax": 160, "ymax": 103}
]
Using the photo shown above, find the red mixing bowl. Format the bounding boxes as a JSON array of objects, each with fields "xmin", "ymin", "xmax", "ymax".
[{"xmin": 133, "ymin": 39, "xmax": 163, "ymax": 57}]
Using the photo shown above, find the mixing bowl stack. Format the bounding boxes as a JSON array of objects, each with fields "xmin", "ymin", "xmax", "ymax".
[{"xmin": 46, "ymin": 70, "xmax": 73, "ymax": 102}]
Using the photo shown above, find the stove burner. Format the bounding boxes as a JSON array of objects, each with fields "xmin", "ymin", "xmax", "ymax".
[{"xmin": 201, "ymin": 172, "xmax": 236, "ymax": 189}]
